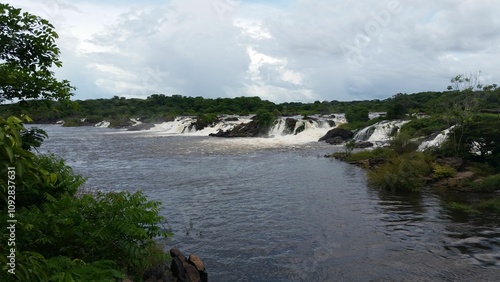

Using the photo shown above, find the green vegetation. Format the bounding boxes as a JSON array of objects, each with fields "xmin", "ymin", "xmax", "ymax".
[{"xmin": 1, "ymin": 4, "xmax": 172, "ymax": 281}]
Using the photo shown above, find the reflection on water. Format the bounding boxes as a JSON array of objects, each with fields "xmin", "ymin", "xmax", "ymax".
[{"xmin": 37, "ymin": 125, "xmax": 500, "ymax": 281}]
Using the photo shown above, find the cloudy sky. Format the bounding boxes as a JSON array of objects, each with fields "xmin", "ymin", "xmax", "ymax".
[{"xmin": 9, "ymin": 0, "xmax": 500, "ymax": 103}]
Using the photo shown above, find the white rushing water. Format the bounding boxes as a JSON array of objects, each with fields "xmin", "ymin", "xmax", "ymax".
[
  {"xmin": 353, "ymin": 120, "xmax": 410, "ymax": 145},
  {"xmin": 418, "ymin": 126, "xmax": 454, "ymax": 151}
]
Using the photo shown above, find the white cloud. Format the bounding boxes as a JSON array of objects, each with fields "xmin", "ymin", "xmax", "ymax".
[{"xmin": 5, "ymin": 0, "xmax": 500, "ymax": 103}]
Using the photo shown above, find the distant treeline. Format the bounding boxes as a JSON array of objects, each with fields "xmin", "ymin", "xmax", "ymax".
[{"xmin": 1, "ymin": 90, "xmax": 500, "ymax": 124}]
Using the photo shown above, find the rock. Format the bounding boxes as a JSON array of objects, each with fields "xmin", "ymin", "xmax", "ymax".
[
  {"xmin": 168, "ymin": 248, "xmax": 207, "ymax": 282},
  {"xmin": 355, "ymin": 141, "xmax": 374, "ymax": 148},
  {"xmin": 224, "ymin": 117, "xmax": 239, "ymax": 121},
  {"xmin": 209, "ymin": 120, "xmax": 264, "ymax": 138},
  {"xmin": 127, "ymin": 123, "xmax": 155, "ymax": 131},
  {"xmin": 170, "ymin": 248, "xmax": 182, "ymax": 258},
  {"xmin": 188, "ymin": 254, "xmax": 206, "ymax": 272},
  {"xmin": 171, "ymin": 257, "xmax": 187, "ymax": 282},
  {"xmin": 436, "ymin": 157, "xmax": 463, "ymax": 170},
  {"xmin": 319, "ymin": 128, "xmax": 354, "ymax": 144},
  {"xmin": 285, "ymin": 118, "xmax": 297, "ymax": 134},
  {"xmin": 325, "ymin": 136, "xmax": 344, "ymax": 144},
  {"xmin": 368, "ymin": 157, "xmax": 386, "ymax": 168},
  {"xmin": 185, "ymin": 264, "xmax": 201, "ymax": 282},
  {"xmin": 142, "ymin": 264, "xmax": 166, "ymax": 281},
  {"xmin": 326, "ymin": 120, "xmax": 336, "ymax": 127}
]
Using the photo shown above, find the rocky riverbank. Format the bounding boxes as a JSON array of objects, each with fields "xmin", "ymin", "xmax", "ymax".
[{"xmin": 125, "ymin": 248, "xmax": 207, "ymax": 282}]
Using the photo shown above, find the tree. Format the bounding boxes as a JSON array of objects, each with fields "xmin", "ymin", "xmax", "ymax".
[
  {"xmin": 386, "ymin": 93, "xmax": 410, "ymax": 119},
  {"xmin": 0, "ymin": 3, "xmax": 74, "ymax": 103},
  {"xmin": 442, "ymin": 72, "xmax": 490, "ymax": 157},
  {"xmin": 345, "ymin": 105, "xmax": 369, "ymax": 123}
]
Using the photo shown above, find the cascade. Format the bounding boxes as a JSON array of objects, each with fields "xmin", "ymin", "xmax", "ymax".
[
  {"xmin": 418, "ymin": 126, "xmax": 454, "ymax": 151},
  {"xmin": 353, "ymin": 120, "xmax": 410, "ymax": 144}
]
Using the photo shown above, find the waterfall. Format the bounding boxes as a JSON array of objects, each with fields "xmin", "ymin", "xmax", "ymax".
[
  {"xmin": 269, "ymin": 119, "xmax": 287, "ymax": 136},
  {"xmin": 353, "ymin": 120, "xmax": 410, "ymax": 144},
  {"xmin": 418, "ymin": 126, "xmax": 454, "ymax": 151}
]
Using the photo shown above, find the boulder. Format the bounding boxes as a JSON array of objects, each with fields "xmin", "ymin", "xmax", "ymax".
[
  {"xmin": 435, "ymin": 157, "xmax": 463, "ymax": 170},
  {"xmin": 325, "ymin": 136, "xmax": 344, "ymax": 144},
  {"xmin": 319, "ymin": 128, "xmax": 354, "ymax": 144},
  {"xmin": 168, "ymin": 248, "xmax": 207, "ymax": 282},
  {"xmin": 355, "ymin": 141, "xmax": 374, "ymax": 148},
  {"xmin": 285, "ymin": 118, "xmax": 298, "ymax": 134},
  {"xmin": 209, "ymin": 120, "xmax": 264, "ymax": 138},
  {"xmin": 188, "ymin": 254, "xmax": 206, "ymax": 272}
]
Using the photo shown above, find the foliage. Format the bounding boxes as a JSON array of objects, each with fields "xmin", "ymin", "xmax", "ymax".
[
  {"xmin": 21, "ymin": 154, "xmax": 85, "ymax": 208},
  {"xmin": 477, "ymin": 198, "xmax": 500, "ymax": 213},
  {"xmin": 430, "ymin": 163, "xmax": 456, "ymax": 180},
  {"xmin": 386, "ymin": 93, "xmax": 412, "ymax": 119},
  {"xmin": 400, "ymin": 116, "xmax": 449, "ymax": 138},
  {"xmin": 0, "ymin": 252, "xmax": 124, "ymax": 282},
  {"xmin": 445, "ymin": 202, "xmax": 479, "ymax": 214},
  {"xmin": 367, "ymin": 152, "xmax": 433, "ymax": 192},
  {"xmin": 471, "ymin": 174, "xmax": 500, "ymax": 192},
  {"xmin": 389, "ymin": 132, "xmax": 420, "ymax": 154},
  {"xmin": 0, "ymin": 3, "xmax": 74, "ymax": 103},
  {"xmin": 1, "ymin": 117, "xmax": 172, "ymax": 281},
  {"xmin": 254, "ymin": 109, "xmax": 276, "ymax": 131},
  {"xmin": 17, "ymin": 191, "xmax": 171, "ymax": 277},
  {"xmin": 345, "ymin": 105, "xmax": 369, "ymax": 123},
  {"xmin": 461, "ymin": 115, "xmax": 500, "ymax": 166}
]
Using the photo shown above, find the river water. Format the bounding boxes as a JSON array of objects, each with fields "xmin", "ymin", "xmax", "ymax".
[{"xmin": 37, "ymin": 125, "xmax": 499, "ymax": 281}]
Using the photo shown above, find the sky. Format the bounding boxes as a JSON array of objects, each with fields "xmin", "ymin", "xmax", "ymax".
[{"xmin": 7, "ymin": 0, "xmax": 500, "ymax": 103}]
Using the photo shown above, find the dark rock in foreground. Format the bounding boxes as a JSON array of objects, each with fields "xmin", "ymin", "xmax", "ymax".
[
  {"xmin": 318, "ymin": 128, "xmax": 354, "ymax": 144},
  {"xmin": 138, "ymin": 248, "xmax": 207, "ymax": 282}
]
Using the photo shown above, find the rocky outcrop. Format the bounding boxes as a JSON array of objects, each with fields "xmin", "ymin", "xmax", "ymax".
[
  {"xmin": 209, "ymin": 120, "xmax": 265, "ymax": 138},
  {"xmin": 127, "ymin": 123, "xmax": 156, "ymax": 131},
  {"xmin": 318, "ymin": 128, "xmax": 354, "ymax": 144},
  {"xmin": 355, "ymin": 141, "xmax": 374, "ymax": 148},
  {"xmin": 285, "ymin": 118, "xmax": 298, "ymax": 134},
  {"xmin": 133, "ymin": 248, "xmax": 207, "ymax": 282},
  {"xmin": 170, "ymin": 248, "xmax": 208, "ymax": 282}
]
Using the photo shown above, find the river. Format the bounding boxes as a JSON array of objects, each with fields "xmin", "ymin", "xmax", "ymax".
[{"xmin": 37, "ymin": 124, "xmax": 499, "ymax": 281}]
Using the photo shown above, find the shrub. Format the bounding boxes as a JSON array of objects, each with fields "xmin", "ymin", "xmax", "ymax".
[
  {"xmin": 389, "ymin": 132, "xmax": 420, "ymax": 154},
  {"xmin": 18, "ymin": 154, "xmax": 85, "ymax": 208},
  {"xmin": 477, "ymin": 198, "xmax": 500, "ymax": 213},
  {"xmin": 3, "ymin": 252, "xmax": 124, "ymax": 282},
  {"xmin": 431, "ymin": 163, "xmax": 457, "ymax": 180},
  {"xmin": 367, "ymin": 152, "xmax": 432, "ymax": 192},
  {"xmin": 18, "ymin": 191, "xmax": 171, "ymax": 278},
  {"xmin": 471, "ymin": 174, "xmax": 500, "ymax": 192}
]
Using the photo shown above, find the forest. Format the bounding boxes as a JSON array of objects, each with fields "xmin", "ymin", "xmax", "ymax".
[{"xmin": 2, "ymin": 88, "xmax": 499, "ymax": 127}]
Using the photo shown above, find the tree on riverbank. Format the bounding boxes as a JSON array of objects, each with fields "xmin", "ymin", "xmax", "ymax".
[{"xmin": 0, "ymin": 4, "xmax": 172, "ymax": 281}]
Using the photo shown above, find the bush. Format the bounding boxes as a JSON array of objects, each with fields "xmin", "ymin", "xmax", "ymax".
[
  {"xmin": 431, "ymin": 163, "xmax": 457, "ymax": 180},
  {"xmin": 389, "ymin": 132, "xmax": 420, "ymax": 154},
  {"xmin": 367, "ymin": 152, "xmax": 432, "ymax": 192},
  {"xmin": 18, "ymin": 154, "xmax": 85, "ymax": 208},
  {"xmin": 477, "ymin": 198, "xmax": 500, "ymax": 213},
  {"xmin": 4, "ymin": 252, "xmax": 124, "ymax": 282},
  {"xmin": 400, "ymin": 116, "xmax": 449, "ymax": 138},
  {"xmin": 17, "ymin": 191, "xmax": 171, "ymax": 278},
  {"xmin": 471, "ymin": 174, "xmax": 500, "ymax": 192}
]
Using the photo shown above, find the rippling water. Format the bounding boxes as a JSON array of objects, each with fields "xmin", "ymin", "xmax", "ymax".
[{"xmin": 37, "ymin": 125, "xmax": 499, "ymax": 281}]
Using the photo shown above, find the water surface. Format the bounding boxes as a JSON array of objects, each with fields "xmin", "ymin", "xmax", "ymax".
[{"xmin": 38, "ymin": 125, "xmax": 499, "ymax": 281}]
